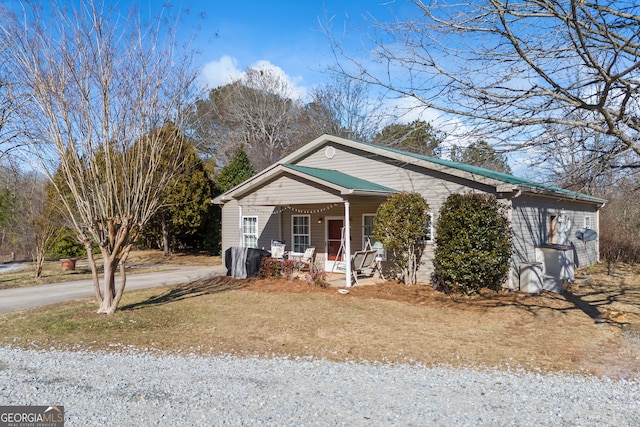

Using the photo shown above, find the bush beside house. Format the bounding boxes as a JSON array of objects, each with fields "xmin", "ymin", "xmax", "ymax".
[
  {"xmin": 433, "ymin": 193, "xmax": 512, "ymax": 295},
  {"xmin": 374, "ymin": 192, "xmax": 430, "ymax": 285}
]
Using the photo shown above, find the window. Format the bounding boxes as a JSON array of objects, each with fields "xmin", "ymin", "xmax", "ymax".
[
  {"xmin": 422, "ymin": 212, "xmax": 434, "ymax": 242},
  {"xmin": 549, "ymin": 215, "xmax": 557, "ymax": 243},
  {"xmin": 242, "ymin": 216, "xmax": 258, "ymax": 248},
  {"xmin": 363, "ymin": 214, "xmax": 386, "ymax": 260},
  {"xmin": 584, "ymin": 215, "xmax": 591, "ymax": 230},
  {"xmin": 292, "ymin": 215, "xmax": 310, "ymax": 253}
]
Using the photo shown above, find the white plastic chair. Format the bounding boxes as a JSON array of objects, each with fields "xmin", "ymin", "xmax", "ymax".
[
  {"xmin": 270, "ymin": 240, "xmax": 286, "ymax": 259},
  {"xmin": 297, "ymin": 247, "xmax": 316, "ymax": 271}
]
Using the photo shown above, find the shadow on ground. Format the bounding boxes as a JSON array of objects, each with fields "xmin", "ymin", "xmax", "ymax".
[{"xmin": 122, "ymin": 275, "xmax": 246, "ymax": 310}]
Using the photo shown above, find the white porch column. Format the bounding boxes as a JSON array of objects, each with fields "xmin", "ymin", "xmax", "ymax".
[
  {"xmin": 238, "ymin": 205, "xmax": 244, "ymax": 247},
  {"xmin": 344, "ymin": 201, "xmax": 352, "ymax": 288}
]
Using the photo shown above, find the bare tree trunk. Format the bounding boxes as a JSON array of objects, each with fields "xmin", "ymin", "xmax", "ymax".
[
  {"xmin": 32, "ymin": 227, "xmax": 55, "ymax": 278},
  {"xmin": 84, "ymin": 241, "xmax": 102, "ymax": 304},
  {"xmin": 162, "ymin": 216, "xmax": 170, "ymax": 256},
  {"xmin": 111, "ymin": 245, "xmax": 132, "ymax": 311},
  {"xmin": 33, "ymin": 250, "xmax": 45, "ymax": 278},
  {"xmin": 97, "ymin": 253, "xmax": 117, "ymax": 314}
]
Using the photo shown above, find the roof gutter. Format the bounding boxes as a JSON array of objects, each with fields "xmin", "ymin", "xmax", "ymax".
[
  {"xmin": 344, "ymin": 189, "xmax": 397, "ymax": 196},
  {"xmin": 515, "ymin": 184, "xmax": 607, "ymax": 205}
]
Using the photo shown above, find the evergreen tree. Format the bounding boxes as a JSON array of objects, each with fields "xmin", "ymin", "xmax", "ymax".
[
  {"xmin": 450, "ymin": 141, "xmax": 512, "ymax": 174},
  {"xmin": 374, "ymin": 120, "xmax": 444, "ymax": 157},
  {"xmin": 141, "ymin": 130, "xmax": 214, "ymax": 255},
  {"xmin": 433, "ymin": 193, "xmax": 512, "ymax": 295},
  {"xmin": 214, "ymin": 146, "xmax": 256, "ymax": 193}
]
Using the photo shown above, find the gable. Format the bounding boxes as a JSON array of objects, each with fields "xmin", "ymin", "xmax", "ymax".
[
  {"xmin": 238, "ymin": 174, "xmax": 344, "ymax": 205},
  {"xmin": 295, "ymin": 141, "xmax": 503, "ymax": 207}
]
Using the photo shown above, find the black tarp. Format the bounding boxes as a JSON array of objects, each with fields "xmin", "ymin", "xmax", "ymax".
[{"xmin": 225, "ymin": 247, "xmax": 271, "ymax": 278}]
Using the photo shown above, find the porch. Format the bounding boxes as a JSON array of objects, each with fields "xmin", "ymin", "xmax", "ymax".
[
  {"xmin": 241, "ymin": 199, "xmax": 389, "ymax": 288},
  {"xmin": 217, "ymin": 162, "xmax": 397, "ymax": 288}
]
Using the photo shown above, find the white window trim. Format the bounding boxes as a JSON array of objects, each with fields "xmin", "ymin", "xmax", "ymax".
[
  {"xmin": 584, "ymin": 215, "xmax": 592, "ymax": 230},
  {"xmin": 242, "ymin": 216, "xmax": 258, "ymax": 248},
  {"xmin": 291, "ymin": 215, "xmax": 311, "ymax": 253}
]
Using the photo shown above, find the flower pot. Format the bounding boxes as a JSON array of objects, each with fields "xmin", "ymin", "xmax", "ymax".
[{"xmin": 60, "ymin": 258, "xmax": 77, "ymax": 271}]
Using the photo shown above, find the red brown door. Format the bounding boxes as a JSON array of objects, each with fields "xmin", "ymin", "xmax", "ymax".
[{"xmin": 327, "ymin": 219, "xmax": 344, "ymax": 261}]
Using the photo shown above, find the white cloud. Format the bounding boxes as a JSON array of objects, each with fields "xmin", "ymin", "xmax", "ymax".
[
  {"xmin": 201, "ymin": 55, "xmax": 244, "ymax": 89},
  {"xmin": 201, "ymin": 56, "xmax": 308, "ymax": 100},
  {"xmin": 249, "ymin": 60, "xmax": 308, "ymax": 100}
]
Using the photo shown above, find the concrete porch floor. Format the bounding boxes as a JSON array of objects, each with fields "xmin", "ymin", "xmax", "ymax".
[{"xmin": 323, "ymin": 272, "xmax": 385, "ymax": 288}]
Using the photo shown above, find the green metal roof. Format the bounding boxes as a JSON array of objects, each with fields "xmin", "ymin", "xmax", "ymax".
[
  {"xmin": 355, "ymin": 140, "xmax": 606, "ymax": 203},
  {"xmin": 282, "ymin": 164, "xmax": 396, "ymax": 193}
]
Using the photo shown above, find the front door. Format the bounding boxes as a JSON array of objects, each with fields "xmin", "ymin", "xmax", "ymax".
[{"xmin": 327, "ymin": 219, "xmax": 344, "ymax": 261}]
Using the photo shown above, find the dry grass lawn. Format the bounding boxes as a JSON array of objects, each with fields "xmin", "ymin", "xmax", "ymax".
[
  {"xmin": 0, "ymin": 250, "xmax": 218, "ymax": 289},
  {"xmin": 1, "ymin": 250, "xmax": 639, "ymax": 379}
]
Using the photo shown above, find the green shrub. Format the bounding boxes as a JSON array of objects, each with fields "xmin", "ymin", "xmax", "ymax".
[
  {"xmin": 433, "ymin": 193, "xmax": 512, "ymax": 295},
  {"xmin": 45, "ymin": 227, "xmax": 85, "ymax": 259},
  {"xmin": 374, "ymin": 192, "xmax": 430, "ymax": 285}
]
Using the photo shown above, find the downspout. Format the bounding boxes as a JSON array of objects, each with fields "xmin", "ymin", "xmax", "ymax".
[
  {"xmin": 344, "ymin": 201, "xmax": 352, "ymax": 288},
  {"xmin": 508, "ymin": 188, "xmax": 522, "ymax": 291}
]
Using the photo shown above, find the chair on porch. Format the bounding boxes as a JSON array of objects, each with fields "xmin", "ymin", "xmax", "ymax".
[
  {"xmin": 296, "ymin": 247, "xmax": 316, "ymax": 271},
  {"xmin": 350, "ymin": 250, "xmax": 378, "ymax": 285},
  {"xmin": 270, "ymin": 240, "xmax": 286, "ymax": 260}
]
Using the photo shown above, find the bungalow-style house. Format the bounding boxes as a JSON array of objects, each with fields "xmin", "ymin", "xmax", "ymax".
[{"xmin": 213, "ymin": 134, "xmax": 606, "ymax": 290}]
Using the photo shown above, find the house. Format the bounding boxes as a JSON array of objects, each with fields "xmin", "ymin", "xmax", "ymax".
[{"xmin": 213, "ymin": 134, "xmax": 606, "ymax": 290}]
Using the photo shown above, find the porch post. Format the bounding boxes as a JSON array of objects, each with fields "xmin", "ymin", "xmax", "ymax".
[
  {"xmin": 238, "ymin": 205, "xmax": 244, "ymax": 247},
  {"xmin": 344, "ymin": 201, "xmax": 352, "ymax": 288}
]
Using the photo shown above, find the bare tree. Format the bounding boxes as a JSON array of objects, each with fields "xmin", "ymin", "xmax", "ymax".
[
  {"xmin": 0, "ymin": 37, "xmax": 23, "ymax": 158},
  {"xmin": 189, "ymin": 67, "xmax": 305, "ymax": 172},
  {"xmin": 327, "ymin": 0, "xmax": 640, "ymax": 178},
  {"xmin": 307, "ymin": 75, "xmax": 382, "ymax": 142},
  {"xmin": 30, "ymin": 177, "xmax": 60, "ymax": 278},
  {"xmin": 1, "ymin": 0, "xmax": 199, "ymax": 313},
  {"xmin": 229, "ymin": 67, "xmax": 304, "ymax": 171},
  {"xmin": 186, "ymin": 84, "xmax": 240, "ymax": 168}
]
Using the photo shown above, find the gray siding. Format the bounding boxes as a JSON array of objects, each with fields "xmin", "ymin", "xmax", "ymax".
[
  {"xmin": 240, "ymin": 175, "xmax": 343, "ymax": 205},
  {"xmin": 220, "ymin": 201, "xmax": 279, "ymax": 261},
  {"xmin": 299, "ymin": 144, "xmax": 496, "ymax": 208},
  {"xmin": 510, "ymin": 194, "xmax": 600, "ymax": 290},
  {"xmin": 220, "ymin": 199, "xmax": 239, "ymax": 254}
]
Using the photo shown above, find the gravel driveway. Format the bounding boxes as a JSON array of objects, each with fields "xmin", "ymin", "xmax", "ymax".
[{"xmin": 1, "ymin": 346, "xmax": 639, "ymax": 426}]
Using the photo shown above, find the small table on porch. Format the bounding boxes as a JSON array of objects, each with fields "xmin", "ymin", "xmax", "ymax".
[{"xmin": 287, "ymin": 252, "xmax": 304, "ymax": 270}]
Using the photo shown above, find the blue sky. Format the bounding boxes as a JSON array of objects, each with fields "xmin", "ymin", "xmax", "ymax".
[{"xmin": 182, "ymin": 0, "xmax": 413, "ymax": 99}]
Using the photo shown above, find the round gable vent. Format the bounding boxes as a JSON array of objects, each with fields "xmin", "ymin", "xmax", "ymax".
[{"xmin": 324, "ymin": 146, "xmax": 335, "ymax": 159}]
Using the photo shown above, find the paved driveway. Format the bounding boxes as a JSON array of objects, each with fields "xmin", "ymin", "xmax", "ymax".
[{"xmin": 0, "ymin": 265, "xmax": 227, "ymax": 313}]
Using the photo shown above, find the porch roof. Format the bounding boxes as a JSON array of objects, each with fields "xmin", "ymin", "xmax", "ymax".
[
  {"xmin": 214, "ymin": 162, "xmax": 397, "ymax": 204},
  {"xmin": 282, "ymin": 164, "xmax": 396, "ymax": 194}
]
